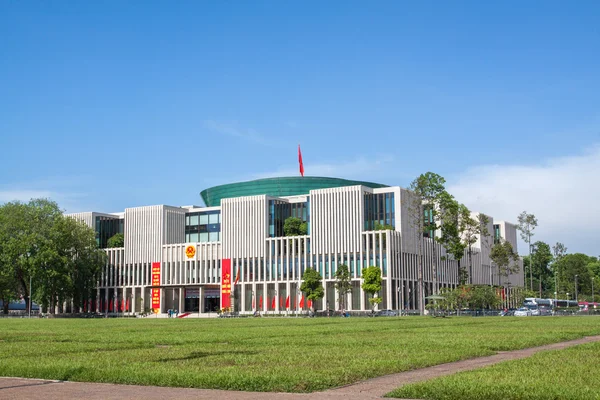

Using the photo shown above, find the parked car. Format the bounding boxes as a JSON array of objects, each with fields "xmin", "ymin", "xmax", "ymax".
[
  {"xmin": 514, "ymin": 307, "xmax": 532, "ymax": 317},
  {"xmin": 500, "ymin": 309, "xmax": 515, "ymax": 316},
  {"xmin": 375, "ymin": 309, "xmax": 398, "ymax": 317},
  {"xmin": 539, "ymin": 306, "xmax": 552, "ymax": 316}
]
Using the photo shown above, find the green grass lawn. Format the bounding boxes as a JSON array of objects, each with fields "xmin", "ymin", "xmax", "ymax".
[
  {"xmin": 1, "ymin": 317, "xmax": 599, "ymax": 392},
  {"xmin": 387, "ymin": 341, "xmax": 600, "ymax": 400}
]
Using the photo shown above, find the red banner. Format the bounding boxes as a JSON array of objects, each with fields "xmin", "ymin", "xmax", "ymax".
[
  {"xmin": 221, "ymin": 259, "xmax": 231, "ymax": 309},
  {"xmin": 151, "ymin": 262, "xmax": 161, "ymax": 311}
]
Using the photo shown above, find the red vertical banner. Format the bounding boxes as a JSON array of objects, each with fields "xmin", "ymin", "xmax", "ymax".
[
  {"xmin": 221, "ymin": 259, "xmax": 231, "ymax": 309},
  {"xmin": 151, "ymin": 262, "xmax": 161, "ymax": 312}
]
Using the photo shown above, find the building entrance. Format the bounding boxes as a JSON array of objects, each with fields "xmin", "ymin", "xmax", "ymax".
[
  {"xmin": 204, "ymin": 297, "xmax": 220, "ymax": 313},
  {"xmin": 184, "ymin": 288, "xmax": 200, "ymax": 312},
  {"xmin": 185, "ymin": 298, "xmax": 199, "ymax": 312}
]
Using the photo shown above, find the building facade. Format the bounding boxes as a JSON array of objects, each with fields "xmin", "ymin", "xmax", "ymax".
[{"xmin": 69, "ymin": 177, "xmax": 524, "ymax": 316}]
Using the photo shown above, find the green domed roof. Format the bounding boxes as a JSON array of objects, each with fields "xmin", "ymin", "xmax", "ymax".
[{"xmin": 200, "ymin": 177, "xmax": 388, "ymax": 207}]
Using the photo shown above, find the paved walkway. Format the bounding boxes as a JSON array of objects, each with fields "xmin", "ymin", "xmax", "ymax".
[{"xmin": 2, "ymin": 335, "xmax": 600, "ymax": 400}]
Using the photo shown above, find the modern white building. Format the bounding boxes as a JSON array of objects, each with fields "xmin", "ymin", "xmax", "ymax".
[{"xmin": 69, "ymin": 177, "xmax": 524, "ymax": 316}]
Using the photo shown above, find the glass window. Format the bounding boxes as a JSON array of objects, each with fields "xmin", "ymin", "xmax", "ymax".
[
  {"xmin": 209, "ymin": 232, "xmax": 219, "ymax": 242},
  {"xmin": 208, "ymin": 223, "xmax": 220, "ymax": 232},
  {"xmin": 189, "ymin": 215, "xmax": 199, "ymax": 225},
  {"xmin": 199, "ymin": 232, "xmax": 209, "ymax": 242},
  {"xmin": 209, "ymin": 213, "xmax": 219, "ymax": 224},
  {"xmin": 189, "ymin": 233, "xmax": 199, "ymax": 243},
  {"xmin": 199, "ymin": 214, "xmax": 209, "ymax": 225}
]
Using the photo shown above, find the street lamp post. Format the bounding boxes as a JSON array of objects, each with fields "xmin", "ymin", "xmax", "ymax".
[
  {"xmin": 575, "ymin": 275, "xmax": 579, "ymax": 304},
  {"xmin": 28, "ymin": 275, "xmax": 32, "ymax": 318},
  {"xmin": 592, "ymin": 277, "xmax": 595, "ymax": 305}
]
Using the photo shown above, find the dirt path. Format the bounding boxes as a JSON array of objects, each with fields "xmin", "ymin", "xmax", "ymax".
[{"xmin": 2, "ymin": 335, "xmax": 600, "ymax": 400}]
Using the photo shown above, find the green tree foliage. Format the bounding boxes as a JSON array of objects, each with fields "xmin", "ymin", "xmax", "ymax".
[
  {"xmin": 283, "ymin": 217, "xmax": 307, "ymax": 236},
  {"xmin": 334, "ymin": 264, "xmax": 352, "ymax": 311},
  {"xmin": 437, "ymin": 285, "xmax": 501, "ymax": 312},
  {"xmin": 459, "ymin": 208, "xmax": 490, "ymax": 285},
  {"xmin": 361, "ymin": 266, "xmax": 382, "ymax": 311},
  {"xmin": 517, "ymin": 211, "xmax": 538, "ymax": 291},
  {"xmin": 437, "ymin": 193, "xmax": 469, "ymax": 284},
  {"xmin": 0, "ymin": 199, "xmax": 105, "ymax": 314},
  {"xmin": 107, "ymin": 233, "xmax": 124, "ymax": 248},
  {"xmin": 300, "ymin": 268, "xmax": 324, "ymax": 311},
  {"xmin": 490, "ymin": 239, "xmax": 520, "ymax": 285},
  {"xmin": 554, "ymin": 253, "xmax": 594, "ymax": 300},
  {"xmin": 530, "ymin": 241, "xmax": 553, "ymax": 296},
  {"xmin": 409, "ymin": 172, "xmax": 447, "ymax": 295},
  {"xmin": 373, "ymin": 222, "xmax": 394, "ymax": 231}
]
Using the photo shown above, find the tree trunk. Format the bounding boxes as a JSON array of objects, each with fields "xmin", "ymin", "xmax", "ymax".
[
  {"xmin": 468, "ymin": 246, "xmax": 473, "ymax": 284},
  {"xmin": 18, "ymin": 276, "xmax": 30, "ymax": 316},
  {"xmin": 2, "ymin": 299, "xmax": 8, "ymax": 315}
]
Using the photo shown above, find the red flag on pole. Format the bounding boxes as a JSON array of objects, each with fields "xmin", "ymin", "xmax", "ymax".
[
  {"xmin": 308, "ymin": 299, "xmax": 313, "ymax": 309},
  {"xmin": 109, "ymin": 299, "xmax": 113, "ymax": 312},
  {"xmin": 285, "ymin": 295, "xmax": 290, "ymax": 309},
  {"xmin": 299, "ymin": 296, "xmax": 305, "ymax": 309},
  {"xmin": 259, "ymin": 295, "xmax": 263, "ymax": 309},
  {"xmin": 271, "ymin": 296, "xmax": 276, "ymax": 310},
  {"xmin": 252, "ymin": 295, "xmax": 255, "ymax": 309},
  {"xmin": 280, "ymin": 296, "xmax": 284, "ymax": 308},
  {"xmin": 298, "ymin": 145, "xmax": 304, "ymax": 177},
  {"xmin": 126, "ymin": 298, "xmax": 130, "ymax": 312},
  {"xmin": 234, "ymin": 266, "xmax": 240, "ymax": 285}
]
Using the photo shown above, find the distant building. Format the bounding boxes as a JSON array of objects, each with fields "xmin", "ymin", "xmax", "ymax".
[{"xmin": 68, "ymin": 176, "xmax": 524, "ymax": 316}]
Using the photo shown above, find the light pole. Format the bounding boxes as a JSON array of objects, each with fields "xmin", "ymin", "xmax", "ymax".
[
  {"xmin": 396, "ymin": 285, "xmax": 401, "ymax": 316},
  {"xmin": 28, "ymin": 275, "xmax": 32, "ymax": 318},
  {"xmin": 575, "ymin": 275, "xmax": 578, "ymax": 304},
  {"xmin": 592, "ymin": 277, "xmax": 595, "ymax": 305}
]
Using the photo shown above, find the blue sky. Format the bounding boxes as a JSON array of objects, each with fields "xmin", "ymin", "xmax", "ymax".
[{"xmin": 1, "ymin": 1, "xmax": 599, "ymax": 254}]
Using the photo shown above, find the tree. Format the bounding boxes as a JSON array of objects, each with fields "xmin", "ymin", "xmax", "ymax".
[
  {"xmin": 530, "ymin": 241, "xmax": 553, "ymax": 297},
  {"xmin": 469, "ymin": 285, "xmax": 501, "ymax": 310},
  {"xmin": 361, "ymin": 265, "xmax": 382, "ymax": 312},
  {"xmin": 107, "ymin": 233, "xmax": 124, "ymax": 248},
  {"xmin": 409, "ymin": 172, "xmax": 447, "ymax": 296},
  {"xmin": 334, "ymin": 264, "xmax": 352, "ymax": 312},
  {"xmin": 300, "ymin": 268, "xmax": 324, "ymax": 311},
  {"xmin": 283, "ymin": 217, "xmax": 307, "ymax": 236},
  {"xmin": 459, "ymin": 206, "xmax": 485, "ymax": 285},
  {"xmin": 554, "ymin": 254, "xmax": 593, "ymax": 300},
  {"xmin": 0, "ymin": 199, "xmax": 62, "ymax": 314},
  {"xmin": 0, "ymin": 199, "xmax": 105, "ymax": 314},
  {"xmin": 552, "ymin": 242, "xmax": 568, "ymax": 298},
  {"xmin": 517, "ymin": 211, "xmax": 538, "ymax": 291},
  {"xmin": 490, "ymin": 240, "xmax": 520, "ymax": 285},
  {"xmin": 437, "ymin": 193, "xmax": 468, "ymax": 284}
]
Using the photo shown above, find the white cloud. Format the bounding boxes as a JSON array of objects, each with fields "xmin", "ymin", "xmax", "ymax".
[
  {"xmin": 0, "ymin": 180, "xmax": 90, "ymax": 213},
  {"xmin": 203, "ymin": 120, "xmax": 272, "ymax": 146},
  {"xmin": 254, "ymin": 155, "xmax": 396, "ymax": 181},
  {"xmin": 447, "ymin": 145, "xmax": 600, "ymax": 255}
]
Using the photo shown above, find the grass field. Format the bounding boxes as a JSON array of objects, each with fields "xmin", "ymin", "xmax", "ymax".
[
  {"xmin": 1, "ymin": 317, "xmax": 599, "ymax": 392},
  {"xmin": 387, "ymin": 341, "xmax": 600, "ymax": 400}
]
